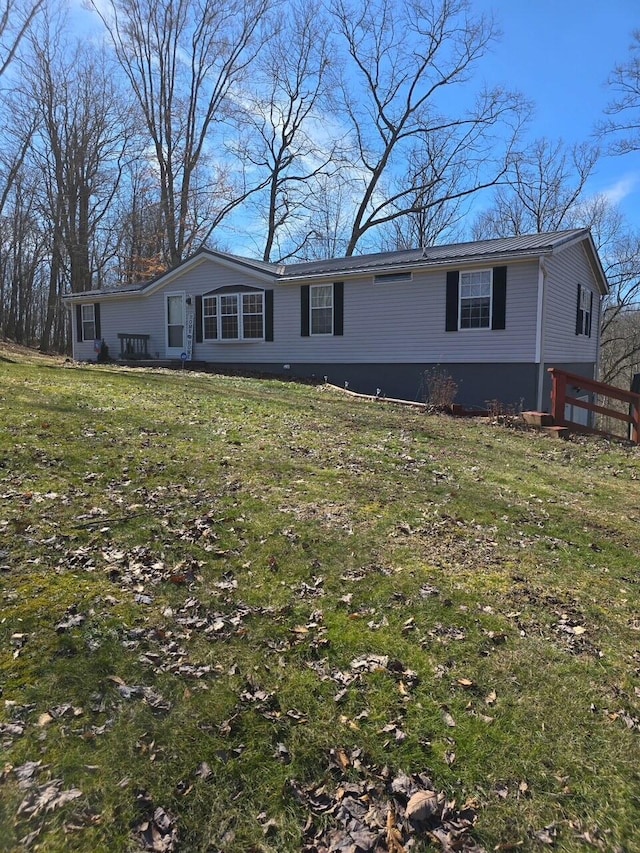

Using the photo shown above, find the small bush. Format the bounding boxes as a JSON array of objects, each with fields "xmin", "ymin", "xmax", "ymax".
[
  {"xmin": 96, "ymin": 339, "xmax": 110, "ymax": 363},
  {"xmin": 423, "ymin": 366, "xmax": 458, "ymax": 409}
]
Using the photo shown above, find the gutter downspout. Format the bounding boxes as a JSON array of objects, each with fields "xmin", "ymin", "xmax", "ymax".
[
  {"xmin": 535, "ymin": 257, "xmax": 547, "ymax": 411},
  {"xmin": 594, "ymin": 293, "xmax": 602, "ymax": 382}
]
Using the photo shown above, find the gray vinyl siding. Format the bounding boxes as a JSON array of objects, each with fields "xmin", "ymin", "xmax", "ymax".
[
  {"xmin": 542, "ymin": 241, "xmax": 601, "ymax": 363},
  {"xmin": 71, "ymin": 255, "xmax": 551, "ymax": 368},
  {"xmin": 170, "ymin": 257, "xmax": 536, "ymax": 364}
]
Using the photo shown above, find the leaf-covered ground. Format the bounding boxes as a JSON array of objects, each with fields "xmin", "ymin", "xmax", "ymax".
[{"xmin": 1, "ymin": 343, "xmax": 639, "ymax": 852}]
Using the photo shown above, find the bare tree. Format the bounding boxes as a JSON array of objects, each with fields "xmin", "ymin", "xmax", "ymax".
[
  {"xmin": 586, "ymin": 199, "xmax": 640, "ymax": 385},
  {"xmin": 472, "ymin": 138, "xmax": 600, "ymax": 239},
  {"xmin": 239, "ymin": 0, "xmax": 343, "ymax": 262},
  {"xmin": 20, "ymin": 18, "xmax": 132, "ymax": 348},
  {"xmin": 0, "ymin": 0, "xmax": 44, "ymax": 78},
  {"xmin": 113, "ymin": 161, "xmax": 168, "ymax": 284},
  {"xmin": 89, "ymin": 0, "xmax": 271, "ymax": 267},
  {"xmin": 380, "ymin": 137, "xmax": 469, "ymax": 249},
  {"xmin": 600, "ymin": 29, "xmax": 640, "ymax": 154},
  {"xmin": 0, "ymin": 169, "xmax": 46, "ymax": 344},
  {"xmin": 329, "ymin": 0, "xmax": 528, "ymax": 255},
  {"xmin": 0, "ymin": 0, "xmax": 44, "ymax": 220},
  {"xmin": 304, "ymin": 174, "xmax": 354, "ymax": 259}
]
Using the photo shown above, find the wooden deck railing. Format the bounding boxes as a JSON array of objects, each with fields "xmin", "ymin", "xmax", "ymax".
[{"xmin": 548, "ymin": 367, "xmax": 640, "ymax": 444}]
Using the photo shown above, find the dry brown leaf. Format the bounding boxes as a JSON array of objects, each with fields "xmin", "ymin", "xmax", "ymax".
[
  {"xmin": 386, "ymin": 804, "xmax": 406, "ymax": 853},
  {"xmin": 406, "ymin": 790, "xmax": 439, "ymax": 822}
]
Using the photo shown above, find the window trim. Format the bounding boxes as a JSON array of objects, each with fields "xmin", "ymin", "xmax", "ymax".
[
  {"xmin": 458, "ymin": 268, "xmax": 493, "ymax": 331},
  {"xmin": 202, "ymin": 290, "xmax": 265, "ymax": 342},
  {"xmin": 81, "ymin": 304, "xmax": 96, "ymax": 342},
  {"xmin": 309, "ymin": 283, "xmax": 334, "ymax": 336}
]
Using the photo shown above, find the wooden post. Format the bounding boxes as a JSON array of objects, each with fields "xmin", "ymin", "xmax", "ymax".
[
  {"xmin": 548, "ymin": 368, "xmax": 566, "ymax": 425},
  {"xmin": 631, "ymin": 397, "xmax": 640, "ymax": 444}
]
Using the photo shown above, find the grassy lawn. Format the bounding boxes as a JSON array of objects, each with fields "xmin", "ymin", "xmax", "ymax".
[{"xmin": 1, "ymin": 343, "xmax": 639, "ymax": 852}]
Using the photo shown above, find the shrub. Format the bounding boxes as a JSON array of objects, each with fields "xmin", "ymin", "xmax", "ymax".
[
  {"xmin": 96, "ymin": 339, "xmax": 110, "ymax": 363},
  {"xmin": 423, "ymin": 366, "xmax": 458, "ymax": 409}
]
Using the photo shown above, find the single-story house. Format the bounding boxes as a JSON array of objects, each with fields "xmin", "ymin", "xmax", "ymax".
[{"xmin": 63, "ymin": 229, "xmax": 608, "ymax": 410}]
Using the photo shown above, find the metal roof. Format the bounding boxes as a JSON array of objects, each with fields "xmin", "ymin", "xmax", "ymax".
[
  {"xmin": 280, "ymin": 230, "xmax": 590, "ymax": 278},
  {"xmin": 63, "ymin": 229, "xmax": 607, "ymax": 300}
]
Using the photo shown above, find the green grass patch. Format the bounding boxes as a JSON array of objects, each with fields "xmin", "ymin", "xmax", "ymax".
[{"xmin": 1, "ymin": 345, "xmax": 639, "ymax": 851}]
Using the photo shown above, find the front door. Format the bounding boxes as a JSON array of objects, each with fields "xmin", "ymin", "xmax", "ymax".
[{"xmin": 166, "ymin": 293, "xmax": 185, "ymax": 357}]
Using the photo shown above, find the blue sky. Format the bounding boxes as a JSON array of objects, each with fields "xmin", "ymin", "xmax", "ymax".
[
  {"xmin": 474, "ymin": 0, "xmax": 640, "ymax": 223},
  {"xmin": 70, "ymin": 0, "xmax": 640, "ymax": 240}
]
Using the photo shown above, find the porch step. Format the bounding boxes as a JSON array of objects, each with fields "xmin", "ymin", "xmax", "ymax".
[
  {"xmin": 542, "ymin": 425, "xmax": 570, "ymax": 439},
  {"xmin": 521, "ymin": 411, "xmax": 570, "ymax": 440},
  {"xmin": 521, "ymin": 410, "xmax": 555, "ymax": 427}
]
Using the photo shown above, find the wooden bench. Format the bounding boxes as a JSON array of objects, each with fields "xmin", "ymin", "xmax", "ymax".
[{"xmin": 118, "ymin": 333, "xmax": 151, "ymax": 359}]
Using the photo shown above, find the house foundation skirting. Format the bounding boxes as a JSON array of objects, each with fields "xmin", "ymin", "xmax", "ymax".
[{"xmin": 205, "ymin": 361, "xmax": 545, "ymax": 410}]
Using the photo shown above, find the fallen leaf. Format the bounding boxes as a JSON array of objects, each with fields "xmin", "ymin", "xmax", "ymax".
[
  {"xmin": 406, "ymin": 789, "xmax": 439, "ymax": 822},
  {"xmin": 534, "ymin": 824, "xmax": 557, "ymax": 845},
  {"xmin": 17, "ymin": 780, "xmax": 82, "ymax": 819},
  {"xmin": 442, "ymin": 709, "xmax": 456, "ymax": 727}
]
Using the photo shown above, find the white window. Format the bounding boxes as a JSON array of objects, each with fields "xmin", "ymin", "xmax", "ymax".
[
  {"xmin": 81, "ymin": 304, "xmax": 96, "ymax": 341},
  {"xmin": 220, "ymin": 294, "xmax": 239, "ymax": 339},
  {"xmin": 203, "ymin": 296, "xmax": 217, "ymax": 339},
  {"xmin": 459, "ymin": 270, "xmax": 492, "ymax": 329},
  {"xmin": 310, "ymin": 284, "xmax": 333, "ymax": 335},
  {"xmin": 242, "ymin": 293, "xmax": 264, "ymax": 339},
  {"xmin": 203, "ymin": 292, "xmax": 264, "ymax": 341}
]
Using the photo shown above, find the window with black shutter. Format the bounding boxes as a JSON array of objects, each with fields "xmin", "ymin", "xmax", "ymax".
[
  {"xmin": 77, "ymin": 304, "xmax": 97, "ymax": 341},
  {"xmin": 446, "ymin": 267, "xmax": 506, "ymax": 330},
  {"xmin": 301, "ymin": 282, "xmax": 343, "ymax": 336},
  {"xmin": 575, "ymin": 284, "xmax": 592, "ymax": 336}
]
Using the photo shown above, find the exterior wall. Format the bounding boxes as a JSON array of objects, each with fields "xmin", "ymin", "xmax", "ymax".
[
  {"xmin": 71, "ymin": 256, "xmax": 541, "ymax": 366},
  {"xmin": 71, "ymin": 294, "xmax": 164, "ymax": 362},
  {"xmin": 542, "ymin": 241, "xmax": 601, "ymax": 363},
  {"xmin": 263, "ymin": 259, "xmax": 539, "ymax": 365}
]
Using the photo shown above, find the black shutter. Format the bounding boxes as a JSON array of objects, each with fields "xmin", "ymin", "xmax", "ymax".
[
  {"xmin": 264, "ymin": 289, "xmax": 274, "ymax": 341},
  {"xmin": 491, "ymin": 266, "xmax": 507, "ymax": 330},
  {"xmin": 76, "ymin": 305, "xmax": 83, "ymax": 342},
  {"xmin": 301, "ymin": 285, "xmax": 310, "ymax": 336},
  {"xmin": 588, "ymin": 291, "xmax": 593, "ymax": 338},
  {"xmin": 94, "ymin": 303, "xmax": 101, "ymax": 339},
  {"xmin": 445, "ymin": 270, "xmax": 459, "ymax": 331},
  {"xmin": 575, "ymin": 283, "xmax": 583, "ymax": 335},
  {"xmin": 333, "ymin": 282, "xmax": 344, "ymax": 336},
  {"xmin": 195, "ymin": 295, "xmax": 203, "ymax": 342}
]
